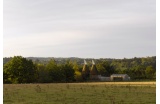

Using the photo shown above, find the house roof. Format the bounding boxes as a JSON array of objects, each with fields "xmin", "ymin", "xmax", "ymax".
[
  {"xmin": 82, "ymin": 60, "xmax": 90, "ymax": 74},
  {"xmin": 82, "ymin": 65, "xmax": 90, "ymax": 73},
  {"xmin": 90, "ymin": 64, "xmax": 98, "ymax": 75},
  {"xmin": 111, "ymin": 74, "xmax": 129, "ymax": 77}
]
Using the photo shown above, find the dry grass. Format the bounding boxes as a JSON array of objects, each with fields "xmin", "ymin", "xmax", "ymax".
[
  {"xmin": 69, "ymin": 81, "xmax": 156, "ymax": 85},
  {"xmin": 4, "ymin": 82, "xmax": 156, "ymax": 104}
]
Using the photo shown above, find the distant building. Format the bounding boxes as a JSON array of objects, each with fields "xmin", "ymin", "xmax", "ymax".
[
  {"xmin": 90, "ymin": 60, "xmax": 99, "ymax": 80},
  {"xmin": 98, "ymin": 75, "xmax": 110, "ymax": 81},
  {"xmin": 81, "ymin": 60, "xmax": 90, "ymax": 80},
  {"xmin": 81, "ymin": 60, "xmax": 130, "ymax": 81},
  {"xmin": 110, "ymin": 74, "xmax": 130, "ymax": 81}
]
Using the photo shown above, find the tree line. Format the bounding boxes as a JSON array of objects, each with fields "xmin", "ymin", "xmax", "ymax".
[{"xmin": 3, "ymin": 56, "xmax": 156, "ymax": 83}]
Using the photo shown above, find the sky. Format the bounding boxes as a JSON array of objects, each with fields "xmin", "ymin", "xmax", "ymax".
[{"xmin": 3, "ymin": 0, "xmax": 156, "ymax": 59}]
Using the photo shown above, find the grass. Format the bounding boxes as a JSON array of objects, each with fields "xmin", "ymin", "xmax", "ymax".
[{"xmin": 3, "ymin": 82, "xmax": 156, "ymax": 104}]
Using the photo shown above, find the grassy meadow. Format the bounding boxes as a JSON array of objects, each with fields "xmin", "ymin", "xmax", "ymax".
[{"xmin": 3, "ymin": 82, "xmax": 156, "ymax": 104}]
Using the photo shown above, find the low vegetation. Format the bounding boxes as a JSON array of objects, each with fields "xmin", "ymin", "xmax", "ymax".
[{"xmin": 4, "ymin": 82, "xmax": 156, "ymax": 104}]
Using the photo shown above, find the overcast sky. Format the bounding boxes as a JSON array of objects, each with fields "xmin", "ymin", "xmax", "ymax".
[{"xmin": 3, "ymin": 0, "xmax": 156, "ymax": 58}]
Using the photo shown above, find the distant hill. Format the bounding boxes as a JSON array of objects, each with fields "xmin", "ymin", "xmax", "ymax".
[{"xmin": 3, "ymin": 56, "xmax": 155, "ymax": 65}]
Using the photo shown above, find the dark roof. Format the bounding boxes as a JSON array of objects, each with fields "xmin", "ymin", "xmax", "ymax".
[
  {"xmin": 111, "ymin": 74, "xmax": 129, "ymax": 77},
  {"xmin": 90, "ymin": 64, "xmax": 98, "ymax": 75},
  {"xmin": 82, "ymin": 64, "xmax": 90, "ymax": 74}
]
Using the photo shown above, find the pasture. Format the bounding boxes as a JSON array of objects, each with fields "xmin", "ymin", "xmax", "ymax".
[{"xmin": 3, "ymin": 82, "xmax": 156, "ymax": 104}]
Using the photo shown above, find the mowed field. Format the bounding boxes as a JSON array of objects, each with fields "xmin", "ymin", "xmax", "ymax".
[{"xmin": 4, "ymin": 82, "xmax": 156, "ymax": 104}]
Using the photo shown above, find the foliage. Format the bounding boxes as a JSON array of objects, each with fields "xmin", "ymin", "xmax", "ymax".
[
  {"xmin": 74, "ymin": 71, "xmax": 83, "ymax": 82},
  {"xmin": 35, "ymin": 63, "xmax": 51, "ymax": 83},
  {"xmin": 3, "ymin": 56, "xmax": 156, "ymax": 83},
  {"xmin": 145, "ymin": 65, "xmax": 155, "ymax": 79},
  {"xmin": 60, "ymin": 61, "xmax": 75, "ymax": 82},
  {"xmin": 45, "ymin": 59, "xmax": 64, "ymax": 82},
  {"xmin": 3, "ymin": 56, "xmax": 36, "ymax": 83},
  {"xmin": 97, "ymin": 60, "xmax": 114, "ymax": 77}
]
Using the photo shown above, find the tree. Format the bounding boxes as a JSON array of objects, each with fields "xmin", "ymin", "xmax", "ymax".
[
  {"xmin": 60, "ymin": 61, "xmax": 75, "ymax": 82},
  {"xmin": 97, "ymin": 61, "xmax": 114, "ymax": 76},
  {"xmin": 145, "ymin": 66, "xmax": 155, "ymax": 79},
  {"xmin": 35, "ymin": 63, "xmax": 50, "ymax": 83},
  {"xmin": 74, "ymin": 71, "xmax": 83, "ymax": 82},
  {"xmin": 96, "ymin": 64, "xmax": 106, "ymax": 76},
  {"xmin": 3, "ymin": 56, "xmax": 36, "ymax": 83},
  {"xmin": 45, "ymin": 59, "xmax": 64, "ymax": 82},
  {"xmin": 72, "ymin": 61, "xmax": 80, "ymax": 71},
  {"xmin": 129, "ymin": 65, "xmax": 146, "ymax": 80}
]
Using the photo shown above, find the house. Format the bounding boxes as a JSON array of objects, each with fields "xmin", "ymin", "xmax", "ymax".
[
  {"xmin": 98, "ymin": 75, "xmax": 110, "ymax": 81},
  {"xmin": 110, "ymin": 74, "xmax": 130, "ymax": 81},
  {"xmin": 81, "ymin": 60, "xmax": 99, "ymax": 80},
  {"xmin": 81, "ymin": 60, "xmax": 131, "ymax": 81},
  {"xmin": 81, "ymin": 60, "xmax": 90, "ymax": 80},
  {"xmin": 90, "ymin": 60, "xmax": 99, "ymax": 80}
]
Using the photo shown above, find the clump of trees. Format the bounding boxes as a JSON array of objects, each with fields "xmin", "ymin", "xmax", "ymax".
[
  {"xmin": 109, "ymin": 57, "xmax": 156, "ymax": 80},
  {"xmin": 3, "ymin": 56, "xmax": 76, "ymax": 83},
  {"xmin": 3, "ymin": 56, "xmax": 156, "ymax": 84},
  {"xmin": 3, "ymin": 56, "xmax": 36, "ymax": 83}
]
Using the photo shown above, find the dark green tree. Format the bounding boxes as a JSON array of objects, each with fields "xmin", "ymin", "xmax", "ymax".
[
  {"xmin": 145, "ymin": 65, "xmax": 155, "ymax": 79},
  {"xmin": 35, "ymin": 63, "xmax": 51, "ymax": 83},
  {"xmin": 60, "ymin": 61, "xmax": 75, "ymax": 82},
  {"xmin": 3, "ymin": 56, "xmax": 36, "ymax": 83},
  {"xmin": 45, "ymin": 59, "xmax": 64, "ymax": 82},
  {"xmin": 97, "ymin": 61, "xmax": 114, "ymax": 76}
]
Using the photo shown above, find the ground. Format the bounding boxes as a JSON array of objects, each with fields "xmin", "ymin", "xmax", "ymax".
[{"xmin": 3, "ymin": 82, "xmax": 156, "ymax": 104}]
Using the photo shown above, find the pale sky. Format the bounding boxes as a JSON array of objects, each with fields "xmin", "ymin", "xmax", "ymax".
[{"xmin": 3, "ymin": 0, "xmax": 156, "ymax": 58}]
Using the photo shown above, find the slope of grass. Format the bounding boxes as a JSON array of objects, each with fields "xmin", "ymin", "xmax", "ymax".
[{"xmin": 3, "ymin": 82, "xmax": 156, "ymax": 104}]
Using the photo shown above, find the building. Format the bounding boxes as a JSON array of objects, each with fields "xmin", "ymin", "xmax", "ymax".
[
  {"xmin": 98, "ymin": 75, "xmax": 110, "ymax": 81},
  {"xmin": 81, "ymin": 60, "xmax": 99, "ymax": 80},
  {"xmin": 110, "ymin": 74, "xmax": 130, "ymax": 81},
  {"xmin": 81, "ymin": 60, "xmax": 130, "ymax": 81},
  {"xmin": 90, "ymin": 60, "xmax": 99, "ymax": 80},
  {"xmin": 81, "ymin": 60, "xmax": 90, "ymax": 80}
]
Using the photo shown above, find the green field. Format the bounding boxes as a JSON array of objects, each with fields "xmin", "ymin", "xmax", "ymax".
[{"xmin": 3, "ymin": 82, "xmax": 156, "ymax": 104}]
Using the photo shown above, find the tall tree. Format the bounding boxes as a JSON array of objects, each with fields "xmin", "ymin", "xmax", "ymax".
[
  {"xmin": 3, "ymin": 56, "xmax": 36, "ymax": 83},
  {"xmin": 60, "ymin": 61, "xmax": 75, "ymax": 82},
  {"xmin": 145, "ymin": 65, "xmax": 155, "ymax": 79},
  {"xmin": 35, "ymin": 63, "xmax": 50, "ymax": 83},
  {"xmin": 97, "ymin": 61, "xmax": 114, "ymax": 76},
  {"xmin": 45, "ymin": 59, "xmax": 64, "ymax": 82}
]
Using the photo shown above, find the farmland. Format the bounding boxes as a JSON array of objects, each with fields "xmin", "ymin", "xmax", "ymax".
[{"xmin": 3, "ymin": 82, "xmax": 156, "ymax": 104}]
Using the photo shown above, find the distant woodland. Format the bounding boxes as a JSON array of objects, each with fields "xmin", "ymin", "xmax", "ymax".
[{"xmin": 3, "ymin": 56, "xmax": 156, "ymax": 83}]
